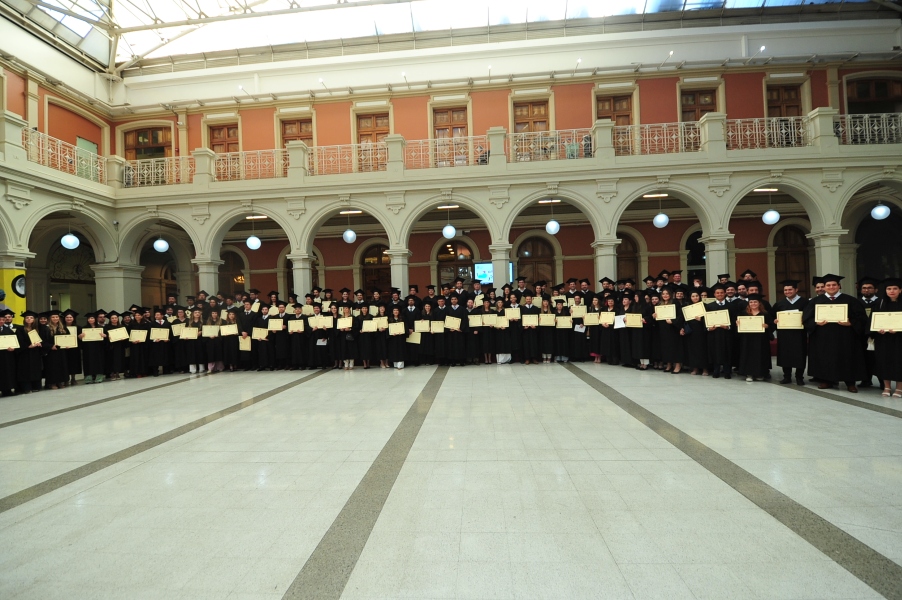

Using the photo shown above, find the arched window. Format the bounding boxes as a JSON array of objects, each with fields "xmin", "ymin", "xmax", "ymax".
[
  {"xmin": 362, "ymin": 244, "xmax": 392, "ymax": 292},
  {"xmin": 856, "ymin": 207, "xmax": 902, "ymax": 283},
  {"xmin": 775, "ymin": 226, "xmax": 812, "ymax": 298},
  {"xmin": 517, "ymin": 237, "xmax": 554, "ymax": 286},
  {"xmin": 437, "ymin": 241, "xmax": 474, "ymax": 287},
  {"xmin": 219, "ymin": 251, "xmax": 246, "ymax": 297},
  {"xmin": 616, "ymin": 234, "xmax": 639, "ymax": 282},
  {"xmin": 686, "ymin": 231, "xmax": 706, "ymax": 284}
]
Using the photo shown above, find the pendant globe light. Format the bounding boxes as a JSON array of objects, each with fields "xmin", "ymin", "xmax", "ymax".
[
  {"xmin": 544, "ymin": 199, "xmax": 560, "ymax": 235},
  {"xmin": 652, "ymin": 197, "xmax": 669, "ymax": 229},
  {"xmin": 871, "ymin": 203, "xmax": 891, "ymax": 221},
  {"xmin": 153, "ymin": 223, "xmax": 169, "ymax": 253},
  {"xmin": 442, "ymin": 205, "xmax": 456, "ymax": 239},
  {"xmin": 60, "ymin": 219, "xmax": 79, "ymax": 250},
  {"xmin": 762, "ymin": 191, "xmax": 781, "ymax": 225},
  {"xmin": 246, "ymin": 205, "xmax": 261, "ymax": 250},
  {"xmin": 342, "ymin": 210, "xmax": 357, "ymax": 244}
]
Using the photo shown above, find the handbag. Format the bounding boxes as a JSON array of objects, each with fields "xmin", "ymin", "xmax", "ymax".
[{"xmin": 344, "ymin": 332, "xmax": 355, "ymax": 342}]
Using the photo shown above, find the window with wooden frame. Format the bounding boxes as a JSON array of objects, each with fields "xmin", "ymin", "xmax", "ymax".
[
  {"xmin": 847, "ymin": 78, "xmax": 902, "ymax": 114},
  {"xmin": 513, "ymin": 101, "xmax": 549, "ymax": 133},
  {"xmin": 356, "ymin": 113, "xmax": 389, "ymax": 171},
  {"xmin": 433, "ymin": 107, "xmax": 469, "ymax": 166},
  {"xmin": 209, "ymin": 124, "xmax": 239, "ymax": 153},
  {"xmin": 281, "ymin": 119, "xmax": 313, "ymax": 147},
  {"xmin": 124, "ymin": 127, "xmax": 171, "ymax": 161},
  {"xmin": 766, "ymin": 85, "xmax": 804, "ymax": 146},
  {"xmin": 597, "ymin": 95, "xmax": 632, "ymax": 126},
  {"xmin": 680, "ymin": 90, "xmax": 716, "ymax": 122}
]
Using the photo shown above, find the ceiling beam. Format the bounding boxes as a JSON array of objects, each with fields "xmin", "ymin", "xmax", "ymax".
[
  {"xmin": 869, "ymin": 0, "xmax": 902, "ymax": 13},
  {"xmin": 110, "ymin": 0, "xmax": 428, "ymax": 35},
  {"xmin": 24, "ymin": 0, "xmax": 111, "ymax": 30}
]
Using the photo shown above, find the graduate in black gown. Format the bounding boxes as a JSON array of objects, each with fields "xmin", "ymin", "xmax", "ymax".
[
  {"xmin": 586, "ymin": 296, "xmax": 603, "ymax": 363},
  {"xmin": 149, "ymin": 308, "xmax": 173, "ymax": 377},
  {"xmin": 104, "ymin": 312, "xmax": 127, "ymax": 380},
  {"xmin": 803, "ymin": 274, "xmax": 867, "ymax": 392},
  {"xmin": 356, "ymin": 305, "xmax": 374, "ymax": 369},
  {"xmin": 505, "ymin": 293, "xmax": 523, "ymax": 362},
  {"xmin": 270, "ymin": 301, "xmax": 291, "ymax": 370},
  {"xmin": 682, "ymin": 290, "xmax": 709, "ymax": 376},
  {"xmin": 655, "ymin": 287, "xmax": 684, "ymax": 374},
  {"xmin": 418, "ymin": 303, "xmax": 436, "ymax": 365},
  {"xmin": 553, "ymin": 299, "xmax": 571, "ymax": 363},
  {"xmin": 445, "ymin": 295, "xmax": 468, "ymax": 366},
  {"xmin": 42, "ymin": 310, "xmax": 70, "ymax": 389},
  {"xmin": 256, "ymin": 304, "xmax": 276, "ymax": 371},
  {"xmin": 705, "ymin": 285, "xmax": 734, "ymax": 379},
  {"xmin": 736, "ymin": 294, "xmax": 774, "ymax": 381},
  {"xmin": 464, "ymin": 299, "xmax": 482, "ymax": 365},
  {"xmin": 63, "ymin": 310, "xmax": 81, "ymax": 386},
  {"xmin": 183, "ymin": 309, "xmax": 206, "ymax": 374},
  {"xmin": 618, "ymin": 294, "xmax": 647, "ymax": 369},
  {"xmin": 387, "ymin": 306, "xmax": 407, "ymax": 369},
  {"xmin": 338, "ymin": 304, "xmax": 359, "ymax": 370},
  {"xmin": 432, "ymin": 297, "xmax": 448, "ymax": 365},
  {"xmin": 223, "ymin": 308, "xmax": 242, "ymax": 372},
  {"xmin": 15, "ymin": 311, "xmax": 44, "ymax": 393},
  {"xmin": 871, "ymin": 277, "xmax": 902, "ymax": 398},
  {"xmin": 78, "ymin": 312, "xmax": 107, "ymax": 383},
  {"xmin": 772, "ymin": 279, "xmax": 809, "ymax": 385},
  {"xmin": 0, "ymin": 309, "xmax": 18, "ymax": 396},
  {"xmin": 597, "ymin": 295, "xmax": 620, "ymax": 366},
  {"xmin": 537, "ymin": 299, "xmax": 555, "ymax": 364},
  {"xmin": 204, "ymin": 309, "xmax": 225, "ymax": 373},
  {"xmin": 519, "ymin": 291, "xmax": 541, "ymax": 364},
  {"xmin": 569, "ymin": 295, "xmax": 589, "ymax": 362},
  {"xmin": 493, "ymin": 299, "xmax": 513, "ymax": 364},
  {"xmin": 307, "ymin": 304, "xmax": 331, "ymax": 369}
]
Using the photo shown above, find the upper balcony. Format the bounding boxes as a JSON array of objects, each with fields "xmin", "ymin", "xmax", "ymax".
[{"xmin": 5, "ymin": 110, "xmax": 901, "ymax": 195}]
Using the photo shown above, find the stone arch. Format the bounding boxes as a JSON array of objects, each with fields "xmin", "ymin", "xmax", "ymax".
[
  {"xmin": 501, "ymin": 187, "xmax": 607, "ymax": 241},
  {"xmin": 25, "ymin": 205, "xmax": 117, "ymax": 265},
  {"xmin": 399, "ymin": 192, "xmax": 502, "ymax": 248},
  {"xmin": 613, "ymin": 182, "xmax": 716, "ymax": 236},
  {"xmin": 510, "ymin": 229, "xmax": 563, "ymax": 285},
  {"xmin": 0, "ymin": 210, "xmax": 16, "ymax": 253},
  {"xmin": 299, "ymin": 202, "xmax": 397, "ymax": 255},
  {"xmin": 615, "ymin": 224, "xmax": 648, "ymax": 281},
  {"xmin": 722, "ymin": 177, "xmax": 829, "ymax": 232},
  {"xmin": 206, "ymin": 204, "xmax": 300, "ymax": 258},
  {"xmin": 766, "ymin": 217, "xmax": 814, "ymax": 299},
  {"xmin": 835, "ymin": 173, "xmax": 902, "ymax": 230},
  {"xmin": 119, "ymin": 212, "xmax": 201, "ymax": 267},
  {"xmin": 429, "ymin": 234, "xmax": 483, "ymax": 263},
  {"xmin": 353, "ymin": 237, "xmax": 392, "ymax": 292}
]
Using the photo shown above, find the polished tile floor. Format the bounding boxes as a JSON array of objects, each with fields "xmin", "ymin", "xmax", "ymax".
[{"xmin": 1, "ymin": 363, "xmax": 900, "ymax": 599}]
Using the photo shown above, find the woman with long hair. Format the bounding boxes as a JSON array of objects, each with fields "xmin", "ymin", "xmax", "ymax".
[
  {"xmin": 16, "ymin": 310, "xmax": 45, "ymax": 393},
  {"xmin": 656, "ymin": 287, "xmax": 684, "ymax": 374},
  {"xmin": 683, "ymin": 289, "xmax": 709, "ymax": 376},
  {"xmin": 598, "ymin": 294, "xmax": 620, "ymax": 366},
  {"xmin": 205, "ymin": 309, "xmax": 225, "ymax": 374},
  {"xmin": 387, "ymin": 306, "xmax": 406, "ymax": 369},
  {"xmin": 104, "ymin": 312, "xmax": 127, "ymax": 380},
  {"xmin": 184, "ymin": 308, "xmax": 206, "ymax": 374},
  {"xmin": 374, "ymin": 304, "xmax": 389, "ymax": 369},
  {"xmin": 63, "ymin": 310, "xmax": 81, "ymax": 386},
  {"xmin": 43, "ymin": 310, "xmax": 69, "ymax": 389},
  {"xmin": 418, "ymin": 302, "xmax": 435, "ymax": 366},
  {"xmin": 328, "ymin": 303, "xmax": 342, "ymax": 370},
  {"xmin": 356, "ymin": 304, "xmax": 373, "ymax": 370},
  {"xmin": 538, "ymin": 298, "xmax": 555, "ymax": 364},
  {"xmin": 78, "ymin": 312, "xmax": 106, "ymax": 383},
  {"xmin": 587, "ymin": 295, "xmax": 603, "ymax": 364},
  {"xmin": 873, "ymin": 277, "xmax": 902, "ymax": 398},
  {"xmin": 223, "ymin": 308, "xmax": 241, "ymax": 372},
  {"xmin": 736, "ymin": 294, "xmax": 774, "ymax": 382},
  {"xmin": 338, "ymin": 304, "xmax": 359, "ymax": 370}
]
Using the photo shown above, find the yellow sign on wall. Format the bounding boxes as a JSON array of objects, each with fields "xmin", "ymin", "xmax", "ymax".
[{"xmin": 0, "ymin": 266, "xmax": 27, "ymax": 320}]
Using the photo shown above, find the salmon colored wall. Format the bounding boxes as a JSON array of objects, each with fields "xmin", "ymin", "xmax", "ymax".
[
  {"xmin": 638, "ymin": 77, "xmax": 679, "ymax": 123},
  {"xmin": 4, "ymin": 69, "xmax": 26, "ymax": 118},
  {"xmin": 553, "ymin": 83, "xmax": 594, "ymax": 130},
  {"xmin": 47, "ymin": 103, "xmax": 101, "ymax": 148},
  {"xmin": 187, "ymin": 114, "xmax": 203, "ymax": 151},
  {"xmin": 315, "ymin": 102, "xmax": 353, "ymax": 145},
  {"xmin": 724, "ymin": 73, "xmax": 764, "ymax": 119},
  {"xmin": 240, "ymin": 107, "xmax": 276, "ymax": 151},
  {"xmin": 730, "ymin": 217, "xmax": 771, "ymax": 248},
  {"xmin": 392, "ymin": 96, "xmax": 429, "ymax": 140},
  {"xmin": 471, "ymin": 90, "xmax": 510, "ymax": 135},
  {"xmin": 628, "ymin": 219, "xmax": 691, "ymax": 252},
  {"xmin": 809, "ymin": 70, "xmax": 830, "ymax": 109}
]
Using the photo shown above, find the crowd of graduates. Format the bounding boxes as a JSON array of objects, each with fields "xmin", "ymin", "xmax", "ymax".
[{"xmin": 1, "ymin": 268, "xmax": 900, "ymax": 398}]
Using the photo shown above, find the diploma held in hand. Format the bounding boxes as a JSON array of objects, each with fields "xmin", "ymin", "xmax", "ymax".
[
  {"xmin": 570, "ymin": 305, "xmax": 587, "ymax": 318},
  {"xmin": 107, "ymin": 327, "xmax": 128, "ymax": 343},
  {"xmin": 360, "ymin": 320, "xmax": 376, "ymax": 333},
  {"xmin": 815, "ymin": 303, "xmax": 848, "ymax": 323},
  {"xmin": 372, "ymin": 317, "xmax": 388, "ymax": 330},
  {"xmin": 129, "ymin": 330, "xmax": 148, "ymax": 343},
  {"xmin": 414, "ymin": 320, "xmax": 430, "ymax": 333},
  {"xmin": 556, "ymin": 316, "xmax": 572, "ymax": 329},
  {"xmin": 406, "ymin": 332, "xmax": 421, "ymax": 344},
  {"xmin": 704, "ymin": 310, "xmax": 730, "ymax": 328},
  {"xmin": 468, "ymin": 315, "xmax": 483, "ymax": 328},
  {"xmin": 539, "ymin": 314, "xmax": 556, "ymax": 327},
  {"xmin": 2, "ymin": 335, "xmax": 19, "ymax": 349},
  {"xmin": 776, "ymin": 311, "xmax": 803, "ymax": 330},
  {"xmin": 268, "ymin": 318, "xmax": 283, "ymax": 331},
  {"xmin": 220, "ymin": 324, "xmax": 239, "ymax": 336},
  {"xmin": 301, "ymin": 304, "xmax": 315, "ymax": 316},
  {"xmin": 82, "ymin": 328, "xmax": 104, "ymax": 342},
  {"xmin": 445, "ymin": 316, "xmax": 461, "ymax": 330},
  {"xmin": 737, "ymin": 315, "xmax": 765, "ymax": 333},
  {"xmin": 251, "ymin": 327, "xmax": 269, "ymax": 340},
  {"xmin": 337, "ymin": 317, "xmax": 353, "ymax": 330},
  {"xmin": 598, "ymin": 312, "xmax": 616, "ymax": 326},
  {"xmin": 522, "ymin": 314, "xmax": 539, "ymax": 327},
  {"xmin": 171, "ymin": 323, "xmax": 185, "ymax": 337},
  {"xmin": 625, "ymin": 313, "xmax": 643, "ymax": 328},
  {"xmin": 482, "ymin": 313, "xmax": 497, "ymax": 326},
  {"xmin": 654, "ymin": 304, "xmax": 676, "ymax": 320},
  {"xmin": 582, "ymin": 313, "xmax": 599, "ymax": 326},
  {"xmin": 28, "ymin": 330, "xmax": 42, "ymax": 345},
  {"xmin": 150, "ymin": 328, "xmax": 171, "ymax": 340},
  {"xmin": 201, "ymin": 326, "xmax": 219, "ymax": 338},
  {"xmin": 287, "ymin": 320, "xmax": 305, "ymax": 333},
  {"xmin": 871, "ymin": 311, "xmax": 902, "ymax": 332},
  {"xmin": 505, "ymin": 307, "xmax": 520, "ymax": 320},
  {"xmin": 682, "ymin": 302, "xmax": 706, "ymax": 320},
  {"xmin": 239, "ymin": 336, "xmax": 252, "ymax": 352},
  {"xmin": 388, "ymin": 322, "xmax": 405, "ymax": 336},
  {"xmin": 55, "ymin": 334, "xmax": 77, "ymax": 348},
  {"xmin": 179, "ymin": 327, "xmax": 198, "ymax": 340},
  {"xmin": 430, "ymin": 321, "xmax": 444, "ymax": 334}
]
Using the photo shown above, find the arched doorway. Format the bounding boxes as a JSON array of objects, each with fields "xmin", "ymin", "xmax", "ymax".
[
  {"xmin": 437, "ymin": 240, "xmax": 475, "ymax": 287},
  {"xmin": 47, "ymin": 233, "xmax": 96, "ymax": 313},
  {"xmin": 219, "ymin": 250, "xmax": 246, "ymax": 297},
  {"xmin": 283, "ymin": 253, "xmax": 320, "ymax": 293},
  {"xmin": 775, "ymin": 225, "xmax": 812, "ymax": 298},
  {"xmin": 856, "ymin": 207, "xmax": 902, "ymax": 281},
  {"xmin": 616, "ymin": 234, "xmax": 639, "ymax": 282},
  {"xmin": 516, "ymin": 236, "xmax": 554, "ymax": 286},
  {"xmin": 685, "ymin": 231, "xmax": 707, "ymax": 284},
  {"xmin": 362, "ymin": 244, "xmax": 392, "ymax": 292},
  {"xmin": 140, "ymin": 245, "xmax": 177, "ymax": 309}
]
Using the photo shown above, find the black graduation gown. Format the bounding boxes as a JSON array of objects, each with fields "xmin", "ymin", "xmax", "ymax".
[
  {"xmin": 402, "ymin": 306, "xmax": 420, "ymax": 364},
  {"xmin": 682, "ymin": 303, "xmax": 708, "ymax": 370},
  {"xmin": 553, "ymin": 308, "xmax": 571, "ymax": 358},
  {"xmin": 307, "ymin": 315, "xmax": 331, "ymax": 367},
  {"xmin": 520, "ymin": 304, "xmax": 541, "ymax": 360},
  {"xmin": 81, "ymin": 325, "xmax": 106, "ymax": 377},
  {"xmin": 149, "ymin": 320, "xmax": 172, "ymax": 369},
  {"xmin": 737, "ymin": 311, "xmax": 775, "ymax": 378},
  {"xmin": 256, "ymin": 315, "xmax": 275, "ymax": 368},
  {"xmin": 803, "ymin": 294, "xmax": 867, "ymax": 383},
  {"xmin": 444, "ymin": 305, "xmax": 467, "ymax": 363},
  {"xmin": 128, "ymin": 320, "xmax": 151, "ymax": 375},
  {"xmin": 656, "ymin": 302, "xmax": 684, "ymax": 364},
  {"xmin": 270, "ymin": 313, "xmax": 290, "ymax": 363},
  {"xmin": 705, "ymin": 301, "xmax": 734, "ymax": 369},
  {"xmin": 537, "ymin": 310, "xmax": 555, "ymax": 357},
  {"xmin": 104, "ymin": 323, "xmax": 127, "ymax": 374},
  {"xmin": 569, "ymin": 310, "xmax": 588, "ymax": 361},
  {"xmin": 506, "ymin": 305, "xmax": 523, "ymax": 354},
  {"xmin": 287, "ymin": 315, "xmax": 307, "ymax": 368},
  {"xmin": 338, "ymin": 316, "xmax": 359, "ymax": 361},
  {"xmin": 387, "ymin": 317, "xmax": 406, "ymax": 362},
  {"xmin": 170, "ymin": 318, "xmax": 189, "ymax": 370},
  {"xmin": 65, "ymin": 326, "xmax": 82, "ymax": 376},
  {"xmin": 432, "ymin": 307, "xmax": 447, "ymax": 361},
  {"xmin": 417, "ymin": 310, "xmax": 435, "ymax": 362},
  {"xmin": 42, "ymin": 326, "xmax": 70, "ymax": 386},
  {"xmin": 356, "ymin": 314, "xmax": 374, "ymax": 364},
  {"xmin": 0, "ymin": 326, "xmax": 18, "ymax": 392},
  {"xmin": 465, "ymin": 308, "xmax": 481, "ymax": 359},
  {"xmin": 871, "ymin": 297, "xmax": 902, "ymax": 381},
  {"xmin": 371, "ymin": 314, "xmax": 388, "ymax": 362},
  {"xmin": 597, "ymin": 308, "xmax": 619, "ymax": 365},
  {"xmin": 773, "ymin": 297, "xmax": 809, "ymax": 370},
  {"xmin": 619, "ymin": 307, "xmax": 647, "ymax": 365},
  {"xmin": 223, "ymin": 321, "xmax": 241, "ymax": 368},
  {"xmin": 204, "ymin": 321, "xmax": 225, "ymax": 363},
  {"xmin": 15, "ymin": 326, "xmax": 45, "ymax": 387},
  {"xmin": 182, "ymin": 320, "xmax": 205, "ymax": 366}
]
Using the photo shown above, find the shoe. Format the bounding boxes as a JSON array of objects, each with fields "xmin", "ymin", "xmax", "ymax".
[
  {"xmin": 796, "ymin": 379, "xmax": 804, "ymax": 386},
  {"xmin": 882, "ymin": 388, "xmax": 892, "ymax": 398},
  {"xmin": 712, "ymin": 372, "xmax": 720, "ymax": 379},
  {"xmin": 746, "ymin": 376, "xmax": 753, "ymax": 382},
  {"xmin": 723, "ymin": 374, "xmax": 731, "ymax": 380},
  {"xmin": 780, "ymin": 377, "xmax": 792, "ymax": 384},
  {"xmin": 893, "ymin": 391, "xmax": 902, "ymax": 399},
  {"xmin": 818, "ymin": 383, "xmax": 833, "ymax": 390},
  {"xmin": 847, "ymin": 385, "xmax": 858, "ymax": 393}
]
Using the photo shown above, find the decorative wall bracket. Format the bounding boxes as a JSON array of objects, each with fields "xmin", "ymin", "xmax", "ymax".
[
  {"xmin": 595, "ymin": 179, "xmax": 618, "ymax": 203},
  {"xmin": 708, "ymin": 172, "xmax": 732, "ymax": 197},
  {"xmin": 4, "ymin": 181, "xmax": 32, "ymax": 210},
  {"xmin": 285, "ymin": 196, "xmax": 306, "ymax": 219},
  {"xmin": 656, "ymin": 175, "xmax": 670, "ymax": 186},
  {"xmin": 385, "ymin": 191, "xmax": 405, "ymax": 215},
  {"xmin": 769, "ymin": 170, "xmax": 783, "ymax": 182},
  {"xmin": 339, "ymin": 194, "xmax": 351, "ymax": 207},
  {"xmin": 191, "ymin": 203, "xmax": 210, "ymax": 225},
  {"xmin": 487, "ymin": 186, "xmax": 509, "ymax": 209},
  {"xmin": 821, "ymin": 168, "xmax": 844, "ymax": 193},
  {"xmin": 546, "ymin": 182, "xmax": 559, "ymax": 196}
]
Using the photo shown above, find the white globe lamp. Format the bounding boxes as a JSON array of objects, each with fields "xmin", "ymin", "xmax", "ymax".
[
  {"xmin": 442, "ymin": 224, "xmax": 456, "ymax": 239},
  {"xmin": 653, "ymin": 213, "xmax": 670, "ymax": 228},
  {"xmin": 153, "ymin": 238, "xmax": 170, "ymax": 253},
  {"xmin": 342, "ymin": 229, "xmax": 357, "ymax": 244},
  {"xmin": 60, "ymin": 233, "xmax": 80, "ymax": 250},
  {"xmin": 246, "ymin": 235, "xmax": 261, "ymax": 250},
  {"xmin": 545, "ymin": 220, "xmax": 561, "ymax": 235},
  {"xmin": 871, "ymin": 204, "xmax": 891, "ymax": 220},
  {"xmin": 762, "ymin": 209, "xmax": 781, "ymax": 225}
]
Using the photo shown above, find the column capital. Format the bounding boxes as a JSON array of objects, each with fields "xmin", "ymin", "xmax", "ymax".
[
  {"xmin": 489, "ymin": 243, "xmax": 513, "ymax": 254},
  {"xmin": 806, "ymin": 229, "xmax": 847, "ymax": 242},
  {"xmin": 591, "ymin": 238, "xmax": 621, "ymax": 249},
  {"xmin": 0, "ymin": 252, "xmax": 36, "ymax": 269},
  {"xmin": 286, "ymin": 252, "xmax": 312, "ymax": 263},
  {"xmin": 191, "ymin": 258, "xmax": 225, "ymax": 268},
  {"xmin": 90, "ymin": 262, "xmax": 145, "ymax": 278},
  {"xmin": 384, "ymin": 248, "xmax": 411, "ymax": 259}
]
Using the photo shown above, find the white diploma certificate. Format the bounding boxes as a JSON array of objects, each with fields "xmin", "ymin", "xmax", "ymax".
[
  {"xmin": 445, "ymin": 316, "xmax": 461, "ymax": 330},
  {"xmin": 251, "ymin": 327, "xmax": 269, "ymax": 340},
  {"xmin": 337, "ymin": 317, "xmax": 353, "ymax": 330},
  {"xmin": 180, "ymin": 327, "xmax": 199, "ymax": 340},
  {"xmin": 815, "ymin": 303, "xmax": 848, "ymax": 323},
  {"xmin": 107, "ymin": 327, "xmax": 128, "ymax": 343},
  {"xmin": 776, "ymin": 311, "xmax": 803, "ymax": 330},
  {"xmin": 682, "ymin": 302, "xmax": 706, "ymax": 320},
  {"xmin": 871, "ymin": 312, "xmax": 902, "ymax": 332},
  {"xmin": 202, "ymin": 326, "xmax": 220, "ymax": 338},
  {"xmin": 654, "ymin": 304, "xmax": 676, "ymax": 320},
  {"xmin": 55, "ymin": 334, "xmax": 77, "ymax": 348},
  {"xmin": 82, "ymin": 328, "xmax": 104, "ymax": 342},
  {"xmin": 129, "ymin": 330, "xmax": 148, "ymax": 343},
  {"xmin": 522, "ymin": 314, "xmax": 539, "ymax": 327},
  {"xmin": 361, "ymin": 320, "xmax": 376, "ymax": 333},
  {"xmin": 268, "ymin": 318, "xmax": 283, "ymax": 331},
  {"xmin": 468, "ymin": 315, "xmax": 483, "ymax": 328},
  {"xmin": 287, "ymin": 320, "xmax": 305, "ymax": 333},
  {"xmin": 430, "ymin": 321, "xmax": 444, "ymax": 334},
  {"xmin": 556, "ymin": 316, "xmax": 572, "ymax": 329},
  {"xmin": 737, "ymin": 315, "xmax": 765, "ymax": 333},
  {"xmin": 704, "ymin": 310, "xmax": 730, "ymax": 328},
  {"xmin": 539, "ymin": 314, "xmax": 556, "ymax": 327},
  {"xmin": 150, "ymin": 328, "xmax": 170, "ymax": 341},
  {"xmin": 414, "ymin": 320, "xmax": 431, "ymax": 333},
  {"xmin": 388, "ymin": 322, "xmax": 405, "ymax": 336},
  {"xmin": 625, "ymin": 314, "xmax": 644, "ymax": 328},
  {"xmin": 220, "ymin": 324, "xmax": 239, "ymax": 336}
]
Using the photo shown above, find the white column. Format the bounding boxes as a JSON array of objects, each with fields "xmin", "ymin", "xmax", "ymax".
[
  {"xmin": 699, "ymin": 234, "xmax": 734, "ymax": 287},
  {"xmin": 385, "ymin": 248, "xmax": 411, "ymax": 292},
  {"xmin": 175, "ymin": 270, "xmax": 195, "ymax": 302},
  {"xmin": 807, "ymin": 230, "xmax": 846, "ymax": 276},
  {"xmin": 287, "ymin": 252, "xmax": 312, "ymax": 294},
  {"xmin": 191, "ymin": 259, "xmax": 223, "ymax": 296},
  {"xmin": 91, "ymin": 263, "xmax": 145, "ymax": 308},
  {"xmin": 24, "ymin": 267, "xmax": 49, "ymax": 311},
  {"xmin": 0, "ymin": 112, "xmax": 27, "ymax": 163},
  {"xmin": 839, "ymin": 243, "xmax": 858, "ymax": 285},
  {"xmin": 489, "ymin": 243, "xmax": 512, "ymax": 286},
  {"xmin": 591, "ymin": 239, "xmax": 620, "ymax": 283}
]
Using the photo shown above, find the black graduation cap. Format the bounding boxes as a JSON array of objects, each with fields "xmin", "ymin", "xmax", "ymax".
[
  {"xmin": 533, "ymin": 280, "xmax": 545, "ymax": 287},
  {"xmin": 265, "ymin": 290, "xmax": 278, "ymax": 297},
  {"xmin": 523, "ymin": 289, "xmax": 534, "ymax": 297},
  {"xmin": 746, "ymin": 293, "xmax": 764, "ymax": 302},
  {"xmin": 408, "ymin": 285, "xmax": 419, "ymax": 293},
  {"xmin": 248, "ymin": 288, "xmax": 261, "ymax": 294},
  {"xmin": 389, "ymin": 287, "xmax": 401, "ymax": 295},
  {"xmin": 288, "ymin": 293, "xmax": 299, "ymax": 301},
  {"xmin": 216, "ymin": 291, "xmax": 226, "ymax": 297},
  {"xmin": 62, "ymin": 309, "xmax": 79, "ymax": 318},
  {"xmin": 186, "ymin": 296, "xmax": 196, "ymax": 302},
  {"xmin": 94, "ymin": 308, "xmax": 107, "ymax": 315},
  {"xmin": 739, "ymin": 269, "xmax": 757, "ymax": 278},
  {"xmin": 624, "ymin": 278, "xmax": 636, "ymax": 285},
  {"xmin": 338, "ymin": 288, "xmax": 351, "ymax": 294},
  {"xmin": 710, "ymin": 283, "xmax": 727, "ymax": 292},
  {"xmin": 670, "ymin": 270, "xmax": 683, "ymax": 275},
  {"xmin": 106, "ymin": 310, "xmax": 121, "ymax": 318},
  {"xmin": 129, "ymin": 304, "xmax": 141, "ymax": 312},
  {"xmin": 778, "ymin": 279, "xmax": 801, "ymax": 288},
  {"xmin": 643, "ymin": 275, "xmax": 655, "ymax": 283},
  {"xmin": 440, "ymin": 283, "xmax": 451, "ymax": 290},
  {"xmin": 21, "ymin": 309, "xmax": 39, "ymax": 318},
  {"xmin": 717, "ymin": 273, "xmax": 730, "ymax": 279},
  {"xmin": 657, "ymin": 270, "xmax": 671, "ymax": 277},
  {"xmin": 881, "ymin": 277, "xmax": 902, "ymax": 288},
  {"xmin": 0, "ymin": 308, "xmax": 14, "ymax": 317},
  {"xmin": 821, "ymin": 273, "xmax": 844, "ymax": 284},
  {"xmin": 566, "ymin": 277, "xmax": 578, "ymax": 284},
  {"xmin": 554, "ymin": 298, "xmax": 566, "ymax": 304},
  {"xmin": 274, "ymin": 300, "xmax": 287, "ymax": 308},
  {"xmin": 312, "ymin": 287, "xmax": 322, "ymax": 293},
  {"xmin": 579, "ymin": 278, "xmax": 591, "ymax": 285},
  {"xmin": 599, "ymin": 277, "xmax": 615, "ymax": 285},
  {"xmin": 322, "ymin": 288, "xmax": 333, "ymax": 294},
  {"xmin": 454, "ymin": 277, "xmax": 465, "ymax": 284},
  {"xmin": 172, "ymin": 305, "xmax": 186, "ymax": 312},
  {"xmin": 353, "ymin": 289, "xmax": 364, "ymax": 296},
  {"xmin": 516, "ymin": 276, "xmax": 527, "ymax": 283},
  {"xmin": 304, "ymin": 294, "xmax": 313, "ymax": 299},
  {"xmin": 746, "ymin": 281, "xmax": 763, "ymax": 290},
  {"xmin": 472, "ymin": 280, "xmax": 483, "ymax": 285},
  {"xmin": 425, "ymin": 285, "xmax": 436, "ymax": 291},
  {"xmin": 857, "ymin": 276, "xmax": 879, "ymax": 286},
  {"xmin": 197, "ymin": 290, "xmax": 209, "ymax": 296}
]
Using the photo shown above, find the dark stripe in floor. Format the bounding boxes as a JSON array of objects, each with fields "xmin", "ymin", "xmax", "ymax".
[
  {"xmin": 0, "ymin": 377, "xmax": 191, "ymax": 429},
  {"xmin": 565, "ymin": 363, "xmax": 902, "ymax": 600},
  {"xmin": 282, "ymin": 366, "xmax": 449, "ymax": 600},
  {"xmin": 768, "ymin": 380, "xmax": 902, "ymax": 420},
  {"xmin": 0, "ymin": 371, "xmax": 327, "ymax": 514}
]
